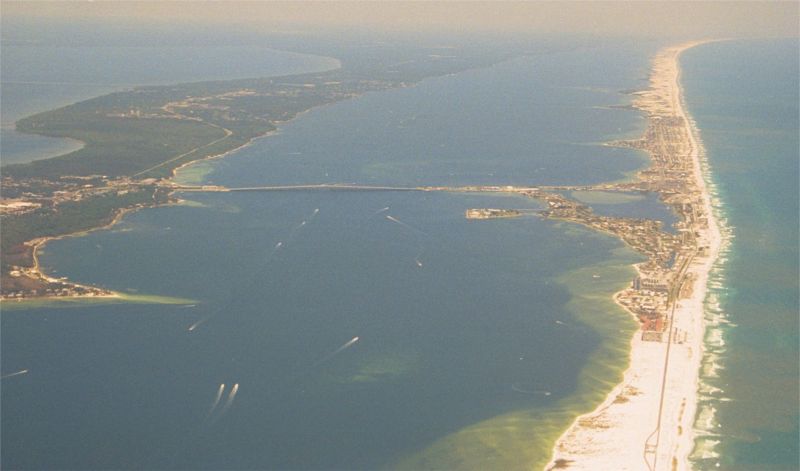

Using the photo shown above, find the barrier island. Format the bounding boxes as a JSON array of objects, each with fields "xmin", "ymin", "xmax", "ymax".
[
  {"xmin": 1, "ymin": 37, "xmax": 720, "ymax": 471},
  {"xmin": 542, "ymin": 41, "xmax": 720, "ymax": 470}
]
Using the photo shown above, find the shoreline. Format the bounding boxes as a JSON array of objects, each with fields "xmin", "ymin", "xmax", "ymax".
[
  {"xmin": 0, "ymin": 128, "xmax": 87, "ymax": 167},
  {"xmin": 2, "ymin": 73, "xmax": 335, "ymax": 306},
  {"xmin": 3, "ymin": 64, "xmax": 419, "ymax": 305},
  {"xmin": 5, "ymin": 200, "xmax": 199, "ymax": 308},
  {"xmin": 7, "ymin": 204, "xmax": 148, "ymax": 305},
  {"xmin": 3, "ymin": 46, "xmax": 527, "ymax": 304},
  {"xmin": 169, "ymin": 80, "xmax": 416, "ymax": 183},
  {"xmin": 2, "ymin": 115, "xmax": 277, "ymax": 305},
  {"xmin": 545, "ymin": 41, "xmax": 722, "ymax": 470}
]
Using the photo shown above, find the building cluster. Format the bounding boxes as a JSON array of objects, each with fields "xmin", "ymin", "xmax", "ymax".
[
  {"xmin": 465, "ymin": 208, "xmax": 522, "ymax": 219},
  {"xmin": 0, "ymin": 200, "xmax": 41, "ymax": 216},
  {"xmin": 0, "ymin": 175, "xmax": 163, "ymax": 300},
  {"xmin": 2, "ymin": 265, "xmax": 111, "ymax": 300},
  {"xmin": 507, "ymin": 72, "xmax": 709, "ymax": 342},
  {"xmin": 155, "ymin": 77, "xmax": 399, "ymax": 126}
]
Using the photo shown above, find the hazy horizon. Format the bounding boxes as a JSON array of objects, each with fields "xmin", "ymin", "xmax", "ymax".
[{"xmin": 2, "ymin": 1, "xmax": 798, "ymax": 39}]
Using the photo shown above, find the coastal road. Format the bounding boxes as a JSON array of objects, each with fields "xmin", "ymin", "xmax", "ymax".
[
  {"xmin": 644, "ymin": 250, "xmax": 696, "ymax": 471},
  {"xmin": 132, "ymin": 121, "xmax": 233, "ymax": 178}
]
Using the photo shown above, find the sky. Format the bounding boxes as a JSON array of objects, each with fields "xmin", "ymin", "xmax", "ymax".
[{"xmin": 2, "ymin": 1, "xmax": 798, "ymax": 39}]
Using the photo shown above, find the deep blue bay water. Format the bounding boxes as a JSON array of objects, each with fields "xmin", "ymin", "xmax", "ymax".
[
  {"xmin": 203, "ymin": 46, "xmax": 653, "ymax": 188},
  {"xmin": 0, "ymin": 31, "xmax": 687, "ymax": 470},
  {"xmin": 5, "ymin": 191, "xmax": 621, "ymax": 470},
  {"xmin": 682, "ymin": 39, "xmax": 799, "ymax": 470}
]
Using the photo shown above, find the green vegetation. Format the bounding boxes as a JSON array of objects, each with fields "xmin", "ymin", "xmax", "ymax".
[
  {"xmin": 12, "ymin": 113, "xmax": 228, "ymax": 179},
  {"xmin": 1, "ymin": 187, "xmax": 164, "ymax": 271},
  {"xmin": 3, "ymin": 71, "xmax": 383, "ymax": 180},
  {"xmin": 3, "ymin": 44, "xmax": 516, "ymax": 181},
  {"xmin": 1, "ymin": 43, "xmax": 520, "ymax": 298}
]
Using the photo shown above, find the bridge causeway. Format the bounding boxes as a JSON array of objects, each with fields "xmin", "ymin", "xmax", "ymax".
[
  {"xmin": 171, "ymin": 183, "xmax": 426, "ymax": 193},
  {"xmin": 165, "ymin": 183, "xmax": 562, "ymax": 194}
]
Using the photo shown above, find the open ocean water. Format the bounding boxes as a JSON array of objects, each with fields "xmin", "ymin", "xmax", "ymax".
[
  {"xmin": 682, "ymin": 39, "xmax": 799, "ymax": 470},
  {"xmin": 0, "ymin": 22, "xmax": 711, "ymax": 470}
]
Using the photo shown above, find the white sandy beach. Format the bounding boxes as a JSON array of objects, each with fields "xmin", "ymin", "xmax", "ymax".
[{"xmin": 546, "ymin": 42, "xmax": 721, "ymax": 471}]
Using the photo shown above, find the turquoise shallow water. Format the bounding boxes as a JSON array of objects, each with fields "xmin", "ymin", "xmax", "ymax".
[
  {"xmin": 681, "ymin": 39, "xmax": 799, "ymax": 469},
  {"xmin": 6, "ymin": 191, "xmax": 625, "ymax": 470},
  {"xmin": 2, "ymin": 25, "xmax": 677, "ymax": 470}
]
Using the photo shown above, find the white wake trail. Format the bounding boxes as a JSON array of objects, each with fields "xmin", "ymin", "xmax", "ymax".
[
  {"xmin": 386, "ymin": 215, "xmax": 428, "ymax": 236},
  {"xmin": 217, "ymin": 383, "xmax": 240, "ymax": 417},
  {"xmin": 205, "ymin": 383, "xmax": 226, "ymax": 420},
  {"xmin": 0, "ymin": 369, "xmax": 29, "ymax": 380}
]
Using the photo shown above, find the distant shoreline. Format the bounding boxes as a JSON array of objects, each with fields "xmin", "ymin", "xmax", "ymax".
[
  {"xmin": 0, "ymin": 50, "xmax": 349, "ymax": 304},
  {"xmin": 1, "ymin": 45, "xmax": 521, "ymax": 304},
  {"xmin": 3, "ymin": 88, "xmax": 351, "ymax": 306}
]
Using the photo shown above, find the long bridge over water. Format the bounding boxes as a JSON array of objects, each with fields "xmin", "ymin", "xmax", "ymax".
[
  {"xmin": 172, "ymin": 183, "xmax": 427, "ymax": 193},
  {"xmin": 165, "ymin": 183, "xmax": 594, "ymax": 193}
]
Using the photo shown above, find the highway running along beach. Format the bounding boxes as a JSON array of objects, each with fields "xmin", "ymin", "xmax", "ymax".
[
  {"xmin": 545, "ymin": 41, "xmax": 721, "ymax": 470},
  {"xmin": 2, "ymin": 36, "xmax": 721, "ymax": 469}
]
